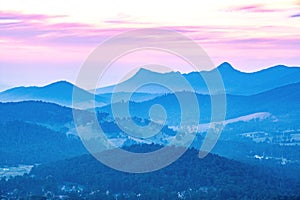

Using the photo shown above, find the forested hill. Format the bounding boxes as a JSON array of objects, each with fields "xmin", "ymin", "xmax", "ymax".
[{"xmin": 2, "ymin": 144, "xmax": 299, "ymax": 199}]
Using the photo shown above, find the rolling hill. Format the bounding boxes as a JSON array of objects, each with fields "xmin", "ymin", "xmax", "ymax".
[
  {"xmin": 0, "ymin": 101, "xmax": 89, "ymax": 165},
  {"xmin": 98, "ymin": 82, "xmax": 300, "ymax": 125},
  {"xmin": 0, "ymin": 81, "xmax": 107, "ymax": 108}
]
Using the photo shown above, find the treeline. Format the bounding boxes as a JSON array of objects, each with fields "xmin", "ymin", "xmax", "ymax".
[{"xmin": 0, "ymin": 120, "xmax": 86, "ymax": 165}]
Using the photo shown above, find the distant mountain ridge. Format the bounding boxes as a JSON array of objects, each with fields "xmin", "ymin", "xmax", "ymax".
[
  {"xmin": 0, "ymin": 63, "xmax": 299, "ymax": 107},
  {"xmin": 96, "ymin": 62, "xmax": 300, "ymax": 95},
  {"xmin": 0, "ymin": 81, "xmax": 107, "ymax": 108},
  {"xmin": 98, "ymin": 82, "xmax": 300, "ymax": 125}
]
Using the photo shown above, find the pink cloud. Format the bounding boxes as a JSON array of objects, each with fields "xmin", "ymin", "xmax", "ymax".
[
  {"xmin": 104, "ymin": 19, "xmax": 152, "ymax": 25},
  {"xmin": 0, "ymin": 11, "xmax": 133, "ymax": 47},
  {"xmin": 2, "ymin": 11, "xmax": 297, "ymax": 51},
  {"xmin": 228, "ymin": 4, "xmax": 281, "ymax": 13},
  {"xmin": 0, "ymin": 11, "xmax": 66, "ymax": 21},
  {"xmin": 103, "ymin": 12, "xmax": 154, "ymax": 25},
  {"xmin": 0, "ymin": 10, "xmax": 299, "ymax": 73}
]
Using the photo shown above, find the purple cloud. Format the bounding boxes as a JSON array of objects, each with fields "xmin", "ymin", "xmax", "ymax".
[
  {"xmin": 0, "ymin": 11, "xmax": 66, "ymax": 21},
  {"xmin": 290, "ymin": 13, "xmax": 300, "ymax": 18},
  {"xmin": 0, "ymin": 11, "xmax": 126, "ymax": 46},
  {"xmin": 1, "ymin": 11, "xmax": 299, "ymax": 51},
  {"xmin": 0, "ymin": 10, "xmax": 299, "ymax": 70}
]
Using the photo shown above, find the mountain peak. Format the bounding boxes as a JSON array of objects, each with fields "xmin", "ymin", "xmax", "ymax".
[
  {"xmin": 217, "ymin": 62, "xmax": 236, "ymax": 71},
  {"xmin": 135, "ymin": 68, "xmax": 181, "ymax": 77},
  {"xmin": 135, "ymin": 68, "xmax": 156, "ymax": 75},
  {"xmin": 44, "ymin": 80, "xmax": 74, "ymax": 88}
]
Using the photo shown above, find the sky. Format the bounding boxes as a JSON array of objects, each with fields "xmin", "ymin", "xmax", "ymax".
[{"xmin": 0, "ymin": 0, "xmax": 300, "ymax": 91}]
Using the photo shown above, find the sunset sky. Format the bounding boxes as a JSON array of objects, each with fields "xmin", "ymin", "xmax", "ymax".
[{"xmin": 0, "ymin": 0, "xmax": 300, "ymax": 91}]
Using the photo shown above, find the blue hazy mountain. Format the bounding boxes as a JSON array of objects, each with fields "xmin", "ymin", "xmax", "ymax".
[
  {"xmin": 100, "ymin": 92, "xmax": 164, "ymax": 103},
  {"xmin": 0, "ymin": 101, "xmax": 75, "ymax": 128},
  {"xmin": 0, "ymin": 88, "xmax": 299, "ymax": 199},
  {"xmin": 0, "ymin": 120, "xmax": 87, "ymax": 165},
  {"xmin": 0, "ymin": 81, "xmax": 107, "ymax": 108},
  {"xmin": 98, "ymin": 82, "xmax": 300, "ymax": 125},
  {"xmin": 0, "ymin": 81, "xmax": 162, "ymax": 107},
  {"xmin": 96, "ymin": 83, "xmax": 300, "ymax": 181},
  {"xmin": 0, "ymin": 101, "xmax": 89, "ymax": 165},
  {"xmin": 1, "ymin": 63, "xmax": 299, "ymax": 107},
  {"xmin": 95, "ymin": 62, "xmax": 300, "ymax": 95},
  {"xmin": 214, "ymin": 62, "xmax": 300, "ymax": 95},
  {"xmin": 0, "ymin": 101, "xmax": 175, "ymax": 165}
]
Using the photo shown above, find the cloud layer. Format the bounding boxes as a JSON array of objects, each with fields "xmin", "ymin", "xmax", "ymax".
[{"xmin": 0, "ymin": 1, "xmax": 299, "ymax": 89}]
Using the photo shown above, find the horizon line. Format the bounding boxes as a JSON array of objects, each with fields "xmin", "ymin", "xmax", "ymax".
[{"xmin": 1, "ymin": 61, "xmax": 299, "ymax": 92}]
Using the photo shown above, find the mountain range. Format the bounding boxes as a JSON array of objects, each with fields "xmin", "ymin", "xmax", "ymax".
[
  {"xmin": 0, "ymin": 62, "xmax": 299, "ymax": 198},
  {"xmin": 0, "ymin": 62, "xmax": 299, "ymax": 108},
  {"xmin": 98, "ymin": 82, "xmax": 300, "ymax": 125},
  {"xmin": 95, "ymin": 62, "xmax": 300, "ymax": 95},
  {"xmin": 0, "ymin": 81, "xmax": 106, "ymax": 108}
]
